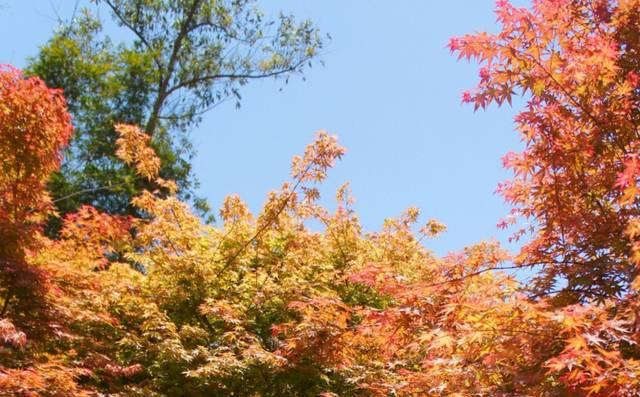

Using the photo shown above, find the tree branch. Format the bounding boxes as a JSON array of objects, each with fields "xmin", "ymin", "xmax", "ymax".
[
  {"xmin": 164, "ymin": 57, "xmax": 307, "ymax": 98},
  {"xmin": 214, "ymin": 161, "xmax": 314, "ymax": 279},
  {"xmin": 145, "ymin": 0, "xmax": 203, "ymax": 136}
]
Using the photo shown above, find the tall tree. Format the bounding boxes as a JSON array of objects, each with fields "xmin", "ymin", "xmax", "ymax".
[{"xmin": 27, "ymin": 0, "xmax": 325, "ymax": 224}]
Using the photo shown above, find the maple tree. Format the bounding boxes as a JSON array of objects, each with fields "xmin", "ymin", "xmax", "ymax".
[
  {"xmin": 0, "ymin": 65, "xmax": 72, "ymax": 334},
  {"xmin": 2, "ymin": 0, "xmax": 640, "ymax": 396},
  {"xmin": 449, "ymin": 0, "xmax": 640, "ymax": 305},
  {"xmin": 448, "ymin": 0, "xmax": 640, "ymax": 394}
]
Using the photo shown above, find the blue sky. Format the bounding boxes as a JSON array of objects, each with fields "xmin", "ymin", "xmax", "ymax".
[{"xmin": 1, "ymin": 1, "xmax": 529, "ymax": 258}]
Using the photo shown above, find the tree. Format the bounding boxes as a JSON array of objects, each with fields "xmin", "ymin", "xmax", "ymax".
[
  {"xmin": 449, "ymin": 0, "xmax": 640, "ymax": 304},
  {"xmin": 0, "ymin": 66, "xmax": 89, "ymax": 397},
  {"xmin": 5, "ymin": 1, "xmax": 640, "ymax": 395},
  {"xmin": 27, "ymin": 0, "xmax": 325, "ymax": 224},
  {"xmin": 0, "ymin": 65, "xmax": 72, "ymax": 333}
]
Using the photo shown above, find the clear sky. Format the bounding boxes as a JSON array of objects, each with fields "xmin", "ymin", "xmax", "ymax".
[{"xmin": 1, "ymin": 0, "xmax": 529, "ymax": 258}]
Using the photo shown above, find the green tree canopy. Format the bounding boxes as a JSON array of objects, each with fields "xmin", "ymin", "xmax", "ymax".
[{"xmin": 28, "ymin": 0, "xmax": 325, "ymax": 226}]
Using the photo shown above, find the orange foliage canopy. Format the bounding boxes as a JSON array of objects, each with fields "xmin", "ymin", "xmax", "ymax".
[
  {"xmin": 1, "ymin": 1, "xmax": 640, "ymax": 396},
  {"xmin": 0, "ymin": 64, "xmax": 72, "ymax": 236},
  {"xmin": 0, "ymin": 65, "xmax": 72, "ymax": 329},
  {"xmin": 450, "ymin": 0, "xmax": 640, "ymax": 302},
  {"xmin": 0, "ymin": 65, "xmax": 82, "ymax": 395}
]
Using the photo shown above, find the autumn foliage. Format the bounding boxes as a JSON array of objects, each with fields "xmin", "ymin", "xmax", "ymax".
[
  {"xmin": 0, "ymin": 65, "xmax": 72, "ymax": 354},
  {"xmin": 1, "ymin": 0, "xmax": 640, "ymax": 395}
]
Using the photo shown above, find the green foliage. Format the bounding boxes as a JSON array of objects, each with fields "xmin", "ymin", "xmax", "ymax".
[{"xmin": 27, "ymin": 0, "xmax": 325, "ymax": 224}]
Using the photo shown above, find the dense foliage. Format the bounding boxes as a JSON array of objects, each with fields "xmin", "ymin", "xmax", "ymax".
[{"xmin": 1, "ymin": 0, "xmax": 640, "ymax": 396}]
